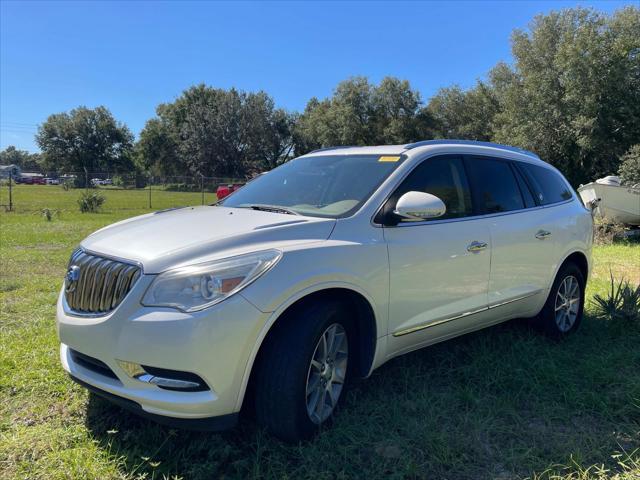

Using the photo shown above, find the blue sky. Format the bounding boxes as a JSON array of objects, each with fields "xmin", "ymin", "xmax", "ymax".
[{"xmin": 0, "ymin": 0, "xmax": 632, "ymax": 152}]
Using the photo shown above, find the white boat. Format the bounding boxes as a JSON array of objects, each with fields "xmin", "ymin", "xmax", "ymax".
[{"xmin": 578, "ymin": 176, "xmax": 640, "ymax": 226}]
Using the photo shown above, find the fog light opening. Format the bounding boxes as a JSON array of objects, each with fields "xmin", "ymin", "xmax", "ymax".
[{"xmin": 117, "ymin": 360, "xmax": 208, "ymax": 392}]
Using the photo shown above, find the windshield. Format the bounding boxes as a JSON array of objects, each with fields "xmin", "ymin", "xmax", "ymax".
[{"xmin": 220, "ymin": 154, "xmax": 405, "ymax": 218}]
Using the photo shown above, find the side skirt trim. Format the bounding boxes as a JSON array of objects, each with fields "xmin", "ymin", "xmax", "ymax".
[{"xmin": 392, "ymin": 289, "xmax": 543, "ymax": 337}]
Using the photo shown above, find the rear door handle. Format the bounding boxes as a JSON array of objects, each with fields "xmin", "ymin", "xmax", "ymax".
[
  {"xmin": 535, "ymin": 230, "xmax": 552, "ymax": 240},
  {"xmin": 467, "ymin": 241, "xmax": 488, "ymax": 253}
]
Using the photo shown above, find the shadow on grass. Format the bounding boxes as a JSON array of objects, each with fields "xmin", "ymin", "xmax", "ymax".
[{"xmin": 84, "ymin": 316, "xmax": 640, "ymax": 480}]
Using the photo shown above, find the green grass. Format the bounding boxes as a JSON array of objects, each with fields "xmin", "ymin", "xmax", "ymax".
[
  {"xmin": 1, "ymin": 187, "xmax": 639, "ymax": 479},
  {"xmin": 0, "ymin": 184, "xmax": 213, "ymax": 213}
]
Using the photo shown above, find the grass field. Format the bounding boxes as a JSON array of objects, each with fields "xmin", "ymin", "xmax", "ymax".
[
  {"xmin": 0, "ymin": 184, "xmax": 215, "ymax": 213},
  {"xmin": 1, "ymin": 186, "xmax": 639, "ymax": 480}
]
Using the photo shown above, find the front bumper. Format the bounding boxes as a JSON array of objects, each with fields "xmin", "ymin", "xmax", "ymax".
[
  {"xmin": 57, "ymin": 277, "xmax": 268, "ymax": 423},
  {"xmin": 69, "ymin": 375, "xmax": 238, "ymax": 431}
]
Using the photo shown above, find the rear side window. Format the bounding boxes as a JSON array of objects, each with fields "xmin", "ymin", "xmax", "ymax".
[
  {"xmin": 465, "ymin": 157, "xmax": 525, "ymax": 213},
  {"xmin": 392, "ymin": 156, "xmax": 473, "ymax": 221},
  {"xmin": 520, "ymin": 163, "xmax": 573, "ymax": 205},
  {"xmin": 512, "ymin": 166, "xmax": 536, "ymax": 208}
]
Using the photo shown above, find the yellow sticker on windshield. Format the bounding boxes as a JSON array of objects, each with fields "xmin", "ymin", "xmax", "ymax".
[{"xmin": 378, "ymin": 156, "xmax": 400, "ymax": 162}]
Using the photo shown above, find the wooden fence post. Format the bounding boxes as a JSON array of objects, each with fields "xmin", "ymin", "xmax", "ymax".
[{"xmin": 8, "ymin": 172, "xmax": 13, "ymax": 211}]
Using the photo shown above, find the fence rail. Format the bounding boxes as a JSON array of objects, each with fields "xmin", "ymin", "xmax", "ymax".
[{"xmin": 0, "ymin": 172, "xmax": 248, "ymax": 212}]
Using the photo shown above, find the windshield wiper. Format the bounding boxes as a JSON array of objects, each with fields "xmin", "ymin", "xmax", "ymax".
[{"xmin": 246, "ymin": 204, "xmax": 301, "ymax": 216}]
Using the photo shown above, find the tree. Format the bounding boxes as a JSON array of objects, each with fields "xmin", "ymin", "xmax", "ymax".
[
  {"xmin": 294, "ymin": 76, "xmax": 434, "ymax": 154},
  {"xmin": 492, "ymin": 7, "xmax": 640, "ymax": 185},
  {"xmin": 427, "ymin": 81, "xmax": 499, "ymax": 140},
  {"xmin": 136, "ymin": 85, "xmax": 294, "ymax": 177},
  {"xmin": 420, "ymin": 7, "xmax": 639, "ymax": 186},
  {"xmin": 0, "ymin": 146, "xmax": 41, "ymax": 171},
  {"xmin": 618, "ymin": 145, "xmax": 640, "ymax": 185},
  {"xmin": 374, "ymin": 77, "xmax": 433, "ymax": 144},
  {"xmin": 36, "ymin": 106, "xmax": 134, "ymax": 177},
  {"xmin": 135, "ymin": 117, "xmax": 182, "ymax": 176}
]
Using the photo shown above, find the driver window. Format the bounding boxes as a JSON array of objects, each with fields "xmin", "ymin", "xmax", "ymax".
[{"xmin": 394, "ymin": 156, "xmax": 473, "ymax": 221}]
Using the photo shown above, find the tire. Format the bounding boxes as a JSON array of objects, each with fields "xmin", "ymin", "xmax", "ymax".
[
  {"xmin": 537, "ymin": 262, "xmax": 585, "ymax": 337},
  {"xmin": 254, "ymin": 300, "xmax": 352, "ymax": 442}
]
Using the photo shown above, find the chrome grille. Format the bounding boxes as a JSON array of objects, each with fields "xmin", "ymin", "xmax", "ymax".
[{"xmin": 64, "ymin": 250, "xmax": 141, "ymax": 315}]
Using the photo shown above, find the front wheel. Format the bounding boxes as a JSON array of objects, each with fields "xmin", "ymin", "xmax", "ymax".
[
  {"xmin": 306, "ymin": 323, "xmax": 349, "ymax": 425},
  {"xmin": 537, "ymin": 262, "xmax": 585, "ymax": 337},
  {"xmin": 254, "ymin": 301, "xmax": 351, "ymax": 442}
]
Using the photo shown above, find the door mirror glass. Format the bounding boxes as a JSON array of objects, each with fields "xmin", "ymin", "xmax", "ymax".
[{"xmin": 394, "ymin": 191, "xmax": 446, "ymax": 220}]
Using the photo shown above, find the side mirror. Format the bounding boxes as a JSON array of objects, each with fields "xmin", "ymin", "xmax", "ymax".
[{"xmin": 394, "ymin": 191, "xmax": 446, "ymax": 221}]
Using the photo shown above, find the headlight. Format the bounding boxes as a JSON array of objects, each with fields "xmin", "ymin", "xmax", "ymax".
[{"xmin": 142, "ymin": 250, "xmax": 282, "ymax": 312}]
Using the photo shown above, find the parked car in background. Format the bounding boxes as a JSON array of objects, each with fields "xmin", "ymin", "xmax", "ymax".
[
  {"xmin": 91, "ymin": 178, "xmax": 113, "ymax": 186},
  {"xmin": 216, "ymin": 183, "xmax": 243, "ymax": 200},
  {"xmin": 44, "ymin": 178, "xmax": 60, "ymax": 185},
  {"xmin": 57, "ymin": 140, "xmax": 592, "ymax": 442},
  {"xmin": 16, "ymin": 174, "xmax": 45, "ymax": 184}
]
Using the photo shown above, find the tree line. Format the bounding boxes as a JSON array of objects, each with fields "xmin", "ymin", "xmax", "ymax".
[{"xmin": 2, "ymin": 6, "xmax": 638, "ymax": 186}]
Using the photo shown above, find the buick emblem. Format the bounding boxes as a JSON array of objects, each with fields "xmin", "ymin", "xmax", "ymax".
[{"xmin": 65, "ymin": 265, "xmax": 80, "ymax": 293}]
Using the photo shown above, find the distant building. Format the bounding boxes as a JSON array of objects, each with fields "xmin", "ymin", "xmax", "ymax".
[{"xmin": 0, "ymin": 164, "xmax": 21, "ymax": 179}]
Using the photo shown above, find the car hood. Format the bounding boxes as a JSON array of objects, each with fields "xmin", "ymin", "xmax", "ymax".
[{"xmin": 81, "ymin": 206, "xmax": 336, "ymax": 273}]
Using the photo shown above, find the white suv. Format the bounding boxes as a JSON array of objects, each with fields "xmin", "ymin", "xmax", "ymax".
[{"xmin": 57, "ymin": 140, "xmax": 592, "ymax": 441}]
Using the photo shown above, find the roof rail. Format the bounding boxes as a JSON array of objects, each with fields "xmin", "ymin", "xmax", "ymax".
[
  {"xmin": 403, "ymin": 139, "xmax": 540, "ymax": 159},
  {"xmin": 308, "ymin": 145, "xmax": 355, "ymax": 154}
]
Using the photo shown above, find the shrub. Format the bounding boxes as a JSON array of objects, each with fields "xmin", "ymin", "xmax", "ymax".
[
  {"xmin": 593, "ymin": 218, "xmax": 627, "ymax": 245},
  {"xmin": 592, "ymin": 272, "xmax": 640, "ymax": 325},
  {"xmin": 78, "ymin": 191, "xmax": 105, "ymax": 213},
  {"xmin": 618, "ymin": 144, "xmax": 640, "ymax": 186}
]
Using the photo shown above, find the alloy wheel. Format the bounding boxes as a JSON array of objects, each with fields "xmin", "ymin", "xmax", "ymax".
[
  {"xmin": 555, "ymin": 275, "xmax": 580, "ymax": 332},
  {"xmin": 305, "ymin": 323, "xmax": 348, "ymax": 424}
]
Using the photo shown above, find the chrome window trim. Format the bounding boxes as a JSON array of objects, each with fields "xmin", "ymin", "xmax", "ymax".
[
  {"xmin": 369, "ymin": 151, "xmax": 576, "ymax": 228},
  {"xmin": 386, "ymin": 199, "xmax": 574, "ymax": 228},
  {"xmin": 392, "ymin": 289, "xmax": 543, "ymax": 337}
]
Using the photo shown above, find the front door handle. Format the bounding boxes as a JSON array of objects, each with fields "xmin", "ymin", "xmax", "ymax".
[
  {"xmin": 467, "ymin": 241, "xmax": 488, "ymax": 253},
  {"xmin": 535, "ymin": 230, "xmax": 552, "ymax": 240}
]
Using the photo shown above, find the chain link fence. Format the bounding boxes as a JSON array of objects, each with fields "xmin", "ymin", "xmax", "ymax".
[{"xmin": 0, "ymin": 172, "xmax": 247, "ymax": 213}]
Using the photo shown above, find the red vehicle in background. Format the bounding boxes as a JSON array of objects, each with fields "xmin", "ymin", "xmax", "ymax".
[
  {"xmin": 216, "ymin": 183, "xmax": 243, "ymax": 200},
  {"xmin": 16, "ymin": 174, "xmax": 46, "ymax": 185}
]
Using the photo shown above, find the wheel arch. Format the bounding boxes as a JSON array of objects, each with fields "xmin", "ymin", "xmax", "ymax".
[
  {"xmin": 556, "ymin": 250, "xmax": 590, "ymax": 284},
  {"xmin": 236, "ymin": 285, "xmax": 378, "ymax": 412}
]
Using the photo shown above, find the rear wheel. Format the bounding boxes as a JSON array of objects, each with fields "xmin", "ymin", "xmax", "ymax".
[
  {"xmin": 537, "ymin": 262, "xmax": 585, "ymax": 337},
  {"xmin": 254, "ymin": 300, "xmax": 351, "ymax": 442}
]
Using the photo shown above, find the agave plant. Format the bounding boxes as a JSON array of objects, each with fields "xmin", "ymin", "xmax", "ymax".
[
  {"xmin": 592, "ymin": 271, "xmax": 640, "ymax": 324},
  {"xmin": 78, "ymin": 191, "xmax": 106, "ymax": 213},
  {"xmin": 41, "ymin": 208, "xmax": 59, "ymax": 221}
]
